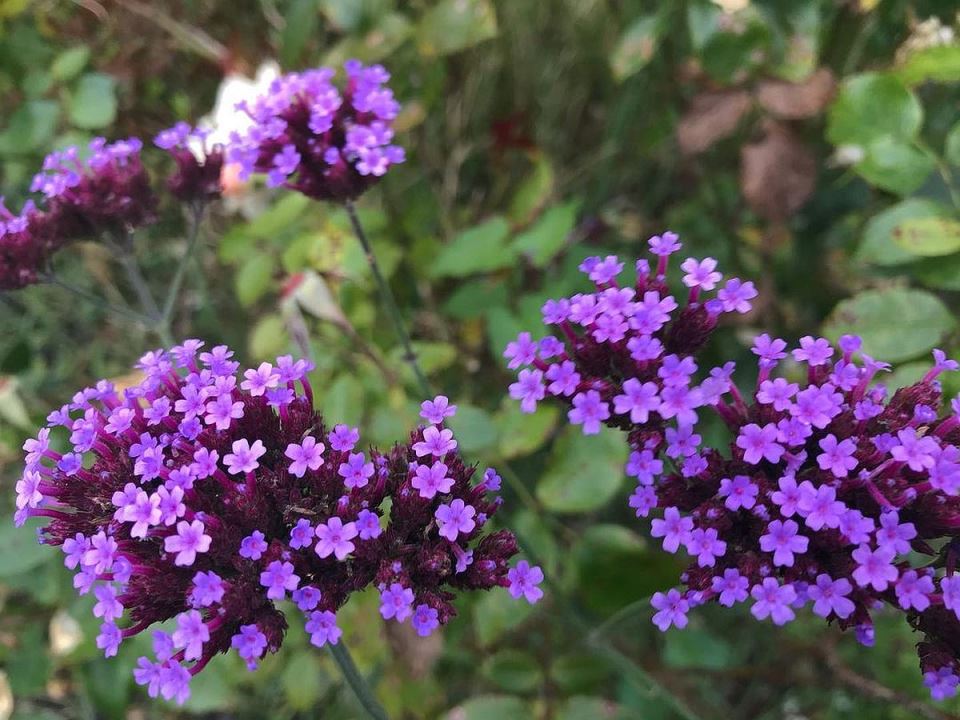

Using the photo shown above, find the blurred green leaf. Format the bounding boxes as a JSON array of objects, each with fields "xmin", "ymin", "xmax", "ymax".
[
  {"xmin": 283, "ymin": 650, "xmax": 325, "ymax": 710},
  {"xmin": 321, "ymin": 374, "xmax": 365, "ymax": 424},
  {"xmin": 444, "ymin": 278, "xmax": 509, "ymax": 320},
  {"xmin": 418, "ymin": 0, "xmax": 497, "ymax": 57},
  {"xmin": 855, "ymin": 136, "xmax": 934, "ymax": 196},
  {"xmin": 496, "ymin": 401, "xmax": 559, "ymax": 460},
  {"xmin": 509, "ymin": 154, "xmax": 555, "ymax": 225},
  {"xmin": 181, "ymin": 656, "xmax": 238, "ymax": 712},
  {"xmin": 699, "ymin": 17, "xmax": 769, "ymax": 84},
  {"xmin": 0, "ymin": 100, "xmax": 58, "ymax": 154},
  {"xmin": 512, "ymin": 201, "xmax": 579, "ymax": 267},
  {"xmin": 914, "ymin": 255, "xmax": 960, "ymax": 291},
  {"xmin": 431, "ymin": 216, "xmax": 514, "ymax": 278},
  {"xmin": 0, "ymin": 518, "xmax": 50, "ymax": 577},
  {"xmin": 50, "ymin": 45, "xmax": 90, "ymax": 82},
  {"xmin": 895, "ymin": 44, "xmax": 960, "ymax": 86},
  {"xmin": 280, "ymin": 0, "xmax": 321, "ymax": 67},
  {"xmin": 827, "ymin": 72, "xmax": 922, "ymax": 146},
  {"xmin": 946, "ymin": 121, "xmax": 960, "ymax": 167},
  {"xmin": 220, "ymin": 194, "xmax": 311, "ymax": 262},
  {"xmin": 663, "ymin": 627, "xmax": 735, "ymax": 670},
  {"xmin": 610, "ymin": 15, "xmax": 660, "ymax": 82},
  {"xmin": 558, "ymin": 696, "xmax": 623, "ymax": 720},
  {"xmin": 473, "ymin": 590, "xmax": 534, "ymax": 647},
  {"xmin": 235, "ymin": 255, "xmax": 277, "ymax": 307},
  {"xmin": 82, "ymin": 657, "xmax": 131, "ymax": 720},
  {"xmin": 6, "ymin": 623, "xmax": 48, "ymax": 696},
  {"xmin": 537, "ymin": 426, "xmax": 628, "ymax": 514},
  {"xmin": 448, "ymin": 404, "xmax": 498, "ymax": 454},
  {"xmin": 248, "ymin": 313, "xmax": 289, "ymax": 359},
  {"xmin": 892, "ymin": 217, "xmax": 960, "ymax": 257},
  {"xmin": 823, "ymin": 287, "xmax": 955, "ymax": 363},
  {"xmin": 551, "ymin": 653, "xmax": 613, "ymax": 694},
  {"xmin": 68, "ymin": 72, "xmax": 117, "ymax": 129},
  {"xmin": 445, "ymin": 695, "xmax": 530, "ymax": 720},
  {"xmin": 482, "ymin": 650, "xmax": 542, "ymax": 693},
  {"xmin": 856, "ymin": 199, "xmax": 952, "ymax": 266}
]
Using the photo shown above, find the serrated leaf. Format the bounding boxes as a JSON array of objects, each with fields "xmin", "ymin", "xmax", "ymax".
[
  {"xmin": 537, "ymin": 426, "xmax": 628, "ymax": 514},
  {"xmin": 418, "ymin": 0, "xmax": 498, "ymax": 57},
  {"xmin": 827, "ymin": 73, "xmax": 922, "ymax": 147},
  {"xmin": 823, "ymin": 287, "xmax": 955, "ymax": 363},
  {"xmin": 69, "ymin": 73, "xmax": 117, "ymax": 130},
  {"xmin": 892, "ymin": 217, "xmax": 960, "ymax": 257}
]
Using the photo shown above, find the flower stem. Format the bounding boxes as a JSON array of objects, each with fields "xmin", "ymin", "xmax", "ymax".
[
  {"xmin": 44, "ymin": 275, "xmax": 155, "ymax": 326},
  {"xmin": 328, "ymin": 640, "xmax": 390, "ymax": 720},
  {"xmin": 344, "ymin": 200, "xmax": 432, "ymax": 398},
  {"xmin": 160, "ymin": 204, "xmax": 206, "ymax": 331},
  {"xmin": 117, "ymin": 243, "xmax": 174, "ymax": 347}
]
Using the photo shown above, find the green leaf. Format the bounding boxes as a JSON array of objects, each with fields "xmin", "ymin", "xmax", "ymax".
[
  {"xmin": 856, "ymin": 199, "xmax": 952, "ymax": 266},
  {"xmin": 827, "ymin": 73, "xmax": 922, "ymax": 146},
  {"xmin": 69, "ymin": 73, "xmax": 117, "ymax": 129},
  {"xmin": 280, "ymin": 0, "xmax": 321, "ymax": 67},
  {"xmin": 220, "ymin": 194, "xmax": 311, "ymax": 262},
  {"xmin": 448, "ymin": 404, "xmax": 498, "ymax": 454},
  {"xmin": 248, "ymin": 313, "xmax": 289, "ymax": 359},
  {"xmin": 914, "ymin": 255, "xmax": 960, "ymax": 291},
  {"xmin": 699, "ymin": 18, "xmax": 769, "ymax": 84},
  {"xmin": 892, "ymin": 217, "xmax": 960, "ymax": 257},
  {"xmin": 82, "ymin": 657, "xmax": 132, "ymax": 719},
  {"xmin": 0, "ymin": 100, "xmax": 59, "ymax": 155},
  {"xmin": 482, "ymin": 650, "xmax": 542, "ymax": 693},
  {"xmin": 508, "ymin": 154, "xmax": 555, "ymax": 225},
  {"xmin": 418, "ymin": 0, "xmax": 498, "ymax": 57},
  {"xmin": 823, "ymin": 287, "xmax": 955, "ymax": 363},
  {"xmin": 663, "ymin": 627, "xmax": 735, "ymax": 670},
  {"xmin": 558, "ymin": 697, "xmax": 622, "ymax": 720},
  {"xmin": 443, "ymin": 278, "xmax": 509, "ymax": 320},
  {"xmin": 551, "ymin": 654, "xmax": 613, "ymax": 694},
  {"xmin": 283, "ymin": 650, "xmax": 325, "ymax": 710},
  {"xmin": 0, "ymin": 517, "xmax": 50, "ymax": 577},
  {"xmin": 473, "ymin": 591, "xmax": 534, "ymax": 647},
  {"xmin": 431, "ymin": 216, "xmax": 514, "ymax": 278},
  {"xmin": 946, "ymin": 121, "xmax": 960, "ymax": 167},
  {"xmin": 512, "ymin": 201, "xmax": 579, "ymax": 267},
  {"xmin": 854, "ymin": 136, "xmax": 935, "ymax": 196},
  {"xmin": 495, "ymin": 401, "xmax": 559, "ymax": 460},
  {"xmin": 234, "ymin": 255, "xmax": 277, "ymax": 307},
  {"xmin": 445, "ymin": 696, "xmax": 530, "ymax": 720},
  {"xmin": 537, "ymin": 425, "xmax": 628, "ymax": 514},
  {"xmin": 182, "ymin": 657, "xmax": 238, "ymax": 712},
  {"xmin": 610, "ymin": 15, "xmax": 660, "ymax": 82},
  {"xmin": 321, "ymin": 374, "xmax": 365, "ymax": 424},
  {"xmin": 50, "ymin": 45, "xmax": 90, "ymax": 81},
  {"xmin": 895, "ymin": 44, "xmax": 960, "ymax": 86}
]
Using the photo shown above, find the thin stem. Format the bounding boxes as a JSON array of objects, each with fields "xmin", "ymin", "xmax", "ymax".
[
  {"xmin": 344, "ymin": 200, "xmax": 432, "ymax": 398},
  {"xmin": 328, "ymin": 640, "xmax": 389, "ymax": 720},
  {"xmin": 160, "ymin": 204, "xmax": 206, "ymax": 330},
  {"xmin": 117, "ymin": 244, "xmax": 173, "ymax": 347},
  {"xmin": 44, "ymin": 275, "xmax": 153, "ymax": 325}
]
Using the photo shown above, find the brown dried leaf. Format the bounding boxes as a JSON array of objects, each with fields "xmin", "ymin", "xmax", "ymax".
[
  {"xmin": 676, "ymin": 90, "xmax": 753, "ymax": 155},
  {"xmin": 740, "ymin": 121, "xmax": 816, "ymax": 222},
  {"xmin": 755, "ymin": 68, "xmax": 837, "ymax": 119}
]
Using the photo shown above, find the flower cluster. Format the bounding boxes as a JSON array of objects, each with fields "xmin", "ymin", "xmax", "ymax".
[
  {"xmin": 0, "ymin": 138, "xmax": 156, "ymax": 291},
  {"xmin": 225, "ymin": 61, "xmax": 405, "ymax": 202},
  {"xmin": 17, "ymin": 343, "xmax": 540, "ymax": 704},
  {"xmin": 154, "ymin": 122, "xmax": 224, "ymax": 205},
  {"xmin": 506, "ymin": 233, "xmax": 960, "ymax": 701}
]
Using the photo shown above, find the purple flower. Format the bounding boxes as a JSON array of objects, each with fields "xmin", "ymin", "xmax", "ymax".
[
  {"xmin": 792, "ymin": 336, "xmax": 834, "ymax": 366},
  {"xmin": 380, "ymin": 583, "xmax": 415, "ymax": 621},
  {"xmin": 894, "ymin": 570, "xmax": 933, "ymax": 611},
  {"xmin": 546, "ymin": 361, "xmax": 580, "ymax": 397},
  {"xmin": 314, "ymin": 517, "xmax": 358, "ymax": 560},
  {"xmin": 751, "ymin": 334, "xmax": 787, "ymax": 363},
  {"xmin": 224, "ymin": 439, "xmax": 266, "ymax": 475},
  {"xmin": 924, "ymin": 667, "xmax": 960, "ymax": 701},
  {"xmin": 232, "ymin": 624, "xmax": 268, "ymax": 669},
  {"xmin": 355, "ymin": 509, "xmax": 382, "ymax": 540},
  {"xmin": 328, "ymin": 424, "xmax": 360, "ymax": 452},
  {"xmin": 413, "ymin": 426, "xmax": 458, "ymax": 457},
  {"xmin": 759, "ymin": 520, "xmax": 808, "ymax": 567},
  {"xmin": 504, "ymin": 332, "xmax": 538, "ymax": 369},
  {"xmin": 306, "ymin": 610, "xmax": 342, "ymax": 647},
  {"xmin": 648, "ymin": 231, "xmax": 681, "ymax": 257},
  {"xmin": 190, "ymin": 571, "xmax": 225, "ymax": 608},
  {"xmin": 750, "ymin": 579, "xmax": 796, "ymax": 625},
  {"xmin": 96, "ymin": 622, "xmax": 122, "ymax": 657},
  {"xmin": 684, "ymin": 527, "xmax": 727, "ymax": 567},
  {"xmin": 420, "ymin": 395, "xmax": 457, "ymax": 423},
  {"xmin": 338, "ymin": 452, "xmax": 374, "ymax": 490},
  {"xmin": 756, "ymin": 378, "xmax": 798, "ymax": 411},
  {"xmin": 93, "ymin": 584, "xmax": 123, "ymax": 622},
  {"xmin": 875, "ymin": 512, "xmax": 917, "ymax": 555},
  {"xmin": 816, "ymin": 434, "xmax": 858, "ymax": 478},
  {"xmin": 411, "ymin": 461, "xmax": 454, "ymax": 499},
  {"xmin": 891, "ymin": 428, "xmax": 938, "ymax": 471},
  {"xmin": 411, "ymin": 604, "xmax": 439, "ymax": 637},
  {"xmin": 568, "ymin": 390, "xmax": 610, "ymax": 435},
  {"xmin": 172, "ymin": 610, "xmax": 209, "ymax": 661},
  {"xmin": 717, "ymin": 278, "xmax": 757, "ymax": 313},
  {"xmin": 718, "ymin": 475, "xmax": 759, "ymax": 511},
  {"xmin": 807, "ymin": 574, "xmax": 854, "ymax": 619},
  {"xmin": 510, "ymin": 369, "xmax": 546, "ymax": 413},
  {"xmin": 651, "ymin": 507, "xmax": 693, "ymax": 553},
  {"xmin": 239, "ymin": 531, "xmax": 268, "ymax": 560},
  {"xmin": 651, "ymin": 589, "xmax": 689, "ymax": 631},
  {"xmin": 507, "ymin": 560, "xmax": 544, "ymax": 604},
  {"xmin": 680, "ymin": 257, "xmax": 722, "ymax": 290},
  {"xmin": 292, "ymin": 586, "xmax": 321, "ymax": 612},
  {"xmin": 164, "ymin": 521, "xmax": 211, "ymax": 566},
  {"xmin": 285, "ymin": 436, "xmax": 325, "ymax": 477},
  {"xmin": 798, "ymin": 484, "xmax": 845, "ymax": 531},
  {"xmin": 736, "ymin": 423, "xmax": 784, "ymax": 464},
  {"xmin": 711, "ymin": 569, "xmax": 749, "ymax": 607},
  {"xmin": 852, "ymin": 545, "xmax": 898, "ymax": 591},
  {"xmin": 613, "ymin": 379, "xmax": 660, "ymax": 423},
  {"xmin": 260, "ymin": 560, "xmax": 300, "ymax": 600},
  {"xmin": 435, "ymin": 499, "xmax": 476, "ymax": 541}
]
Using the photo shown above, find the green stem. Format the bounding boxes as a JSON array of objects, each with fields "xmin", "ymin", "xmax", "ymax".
[
  {"xmin": 118, "ymin": 246, "xmax": 174, "ymax": 347},
  {"xmin": 344, "ymin": 200, "xmax": 432, "ymax": 398},
  {"xmin": 160, "ymin": 204, "xmax": 206, "ymax": 330},
  {"xmin": 328, "ymin": 640, "xmax": 390, "ymax": 720}
]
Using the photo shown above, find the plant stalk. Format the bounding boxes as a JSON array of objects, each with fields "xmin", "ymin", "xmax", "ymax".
[{"xmin": 328, "ymin": 640, "xmax": 390, "ymax": 720}]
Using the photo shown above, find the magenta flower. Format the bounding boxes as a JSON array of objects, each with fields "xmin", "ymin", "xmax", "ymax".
[
  {"xmin": 750, "ymin": 579, "xmax": 796, "ymax": 626},
  {"xmin": 285, "ymin": 436, "xmax": 325, "ymax": 478},
  {"xmin": 807, "ymin": 574, "xmax": 854, "ymax": 619},
  {"xmin": 314, "ymin": 517, "xmax": 358, "ymax": 560},
  {"xmin": 435, "ymin": 499, "xmax": 477, "ymax": 542},
  {"xmin": 411, "ymin": 461, "xmax": 454, "ymax": 499},
  {"xmin": 379, "ymin": 583, "xmax": 415, "ymax": 622},
  {"xmin": 736, "ymin": 423, "xmax": 784, "ymax": 464},
  {"xmin": 568, "ymin": 390, "xmax": 610, "ymax": 435},
  {"xmin": 852, "ymin": 545, "xmax": 898, "ymax": 592},
  {"xmin": 164, "ymin": 520, "xmax": 211, "ymax": 566},
  {"xmin": 507, "ymin": 561, "xmax": 544, "ymax": 604},
  {"xmin": 651, "ymin": 589, "xmax": 689, "ymax": 631},
  {"xmin": 759, "ymin": 520, "xmax": 808, "ymax": 567}
]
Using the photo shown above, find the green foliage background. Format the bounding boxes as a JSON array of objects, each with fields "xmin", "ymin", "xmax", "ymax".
[{"xmin": 1, "ymin": 1, "xmax": 960, "ymax": 718}]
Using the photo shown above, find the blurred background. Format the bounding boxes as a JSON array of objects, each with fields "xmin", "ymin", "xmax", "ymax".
[{"xmin": 1, "ymin": 0, "xmax": 960, "ymax": 718}]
